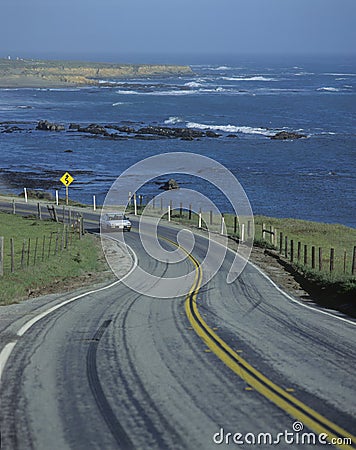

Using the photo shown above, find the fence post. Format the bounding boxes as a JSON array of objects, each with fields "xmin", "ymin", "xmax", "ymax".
[
  {"xmin": 93, "ymin": 195, "xmax": 96, "ymax": 211},
  {"xmin": 33, "ymin": 237, "xmax": 38, "ymax": 265},
  {"xmin": 304, "ymin": 245, "xmax": 308, "ymax": 265},
  {"xmin": 10, "ymin": 238, "xmax": 15, "ymax": 273},
  {"xmin": 27, "ymin": 238, "xmax": 31, "ymax": 267},
  {"xmin": 284, "ymin": 236, "xmax": 288, "ymax": 258},
  {"xmin": 55, "ymin": 189, "xmax": 59, "ymax": 206},
  {"xmin": 12, "ymin": 199, "xmax": 16, "ymax": 215},
  {"xmin": 330, "ymin": 248, "xmax": 334, "ymax": 272},
  {"xmin": 189, "ymin": 204, "xmax": 192, "ymax": 220},
  {"xmin": 180, "ymin": 202, "xmax": 183, "ymax": 218},
  {"xmin": 80, "ymin": 216, "xmax": 84, "ymax": 236},
  {"xmin": 24, "ymin": 187, "xmax": 28, "ymax": 203},
  {"xmin": 241, "ymin": 223, "xmax": 245, "ymax": 243},
  {"xmin": 42, "ymin": 235, "xmax": 46, "ymax": 262},
  {"xmin": 234, "ymin": 216, "xmax": 237, "ymax": 234},
  {"xmin": 168, "ymin": 205, "xmax": 171, "ymax": 222},
  {"xmin": 311, "ymin": 246, "xmax": 316, "ymax": 269},
  {"xmin": 160, "ymin": 197, "xmax": 163, "ymax": 212},
  {"xmin": 220, "ymin": 216, "xmax": 225, "ymax": 235},
  {"xmin": 37, "ymin": 202, "xmax": 42, "ymax": 220},
  {"xmin": 343, "ymin": 251, "xmax": 347, "ymax": 274},
  {"xmin": 297, "ymin": 242, "xmax": 301, "ymax": 261},
  {"xmin": 352, "ymin": 246, "xmax": 356, "ymax": 276},
  {"xmin": 21, "ymin": 240, "xmax": 25, "ymax": 269},
  {"xmin": 210, "ymin": 210, "xmax": 213, "ymax": 226},
  {"xmin": 247, "ymin": 220, "xmax": 251, "ymax": 237},
  {"xmin": 262, "ymin": 223, "xmax": 266, "ymax": 240},
  {"xmin": 198, "ymin": 211, "xmax": 202, "ymax": 229},
  {"xmin": 279, "ymin": 232, "xmax": 283, "ymax": 254},
  {"xmin": 0, "ymin": 236, "xmax": 3, "ymax": 276},
  {"xmin": 290, "ymin": 240, "xmax": 294, "ymax": 262},
  {"xmin": 134, "ymin": 193, "xmax": 137, "ymax": 216},
  {"xmin": 319, "ymin": 247, "xmax": 323, "ymax": 271}
]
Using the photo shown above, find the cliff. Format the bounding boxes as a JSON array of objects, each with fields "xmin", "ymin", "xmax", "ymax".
[{"xmin": 0, "ymin": 58, "xmax": 194, "ymax": 88}]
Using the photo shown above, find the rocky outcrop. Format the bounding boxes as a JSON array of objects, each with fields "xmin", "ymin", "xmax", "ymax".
[
  {"xmin": 160, "ymin": 179, "xmax": 180, "ymax": 190},
  {"xmin": 271, "ymin": 131, "xmax": 306, "ymax": 140},
  {"xmin": 36, "ymin": 120, "xmax": 65, "ymax": 131},
  {"xmin": 0, "ymin": 58, "xmax": 194, "ymax": 88}
]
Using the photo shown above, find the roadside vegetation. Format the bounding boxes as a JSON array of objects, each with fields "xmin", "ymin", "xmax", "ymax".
[{"xmin": 0, "ymin": 212, "xmax": 110, "ymax": 305}]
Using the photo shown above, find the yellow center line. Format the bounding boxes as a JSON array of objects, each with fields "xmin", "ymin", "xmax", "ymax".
[{"xmin": 163, "ymin": 236, "xmax": 355, "ymax": 450}]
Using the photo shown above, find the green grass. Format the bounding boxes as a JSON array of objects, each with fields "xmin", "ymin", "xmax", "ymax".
[{"xmin": 0, "ymin": 212, "xmax": 108, "ymax": 305}]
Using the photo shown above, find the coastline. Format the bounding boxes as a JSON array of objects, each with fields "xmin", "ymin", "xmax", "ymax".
[{"xmin": 0, "ymin": 58, "xmax": 194, "ymax": 89}]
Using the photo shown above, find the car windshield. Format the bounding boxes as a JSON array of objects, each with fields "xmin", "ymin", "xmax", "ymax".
[{"xmin": 107, "ymin": 214, "xmax": 126, "ymax": 220}]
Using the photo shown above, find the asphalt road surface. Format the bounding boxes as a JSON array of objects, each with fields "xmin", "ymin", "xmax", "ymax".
[{"xmin": 0, "ymin": 200, "xmax": 355, "ymax": 449}]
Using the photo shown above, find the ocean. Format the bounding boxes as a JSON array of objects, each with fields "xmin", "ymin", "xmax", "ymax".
[{"xmin": 0, "ymin": 55, "xmax": 355, "ymax": 227}]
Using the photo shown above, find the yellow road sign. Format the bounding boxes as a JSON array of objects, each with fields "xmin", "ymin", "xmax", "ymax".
[{"xmin": 60, "ymin": 172, "xmax": 74, "ymax": 186}]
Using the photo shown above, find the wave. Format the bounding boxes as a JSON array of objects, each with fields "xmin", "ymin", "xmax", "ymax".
[
  {"xmin": 116, "ymin": 90, "xmax": 141, "ymax": 95},
  {"xmin": 184, "ymin": 81, "xmax": 203, "ymax": 88},
  {"xmin": 221, "ymin": 76, "xmax": 277, "ymax": 82},
  {"xmin": 323, "ymin": 73, "xmax": 356, "ymax": 77},
  {"xmin": 164, "ymin": 116, "xmax": 183, "ymax": 125},
  {"xmin": 112, "ymin": 102, "xmax": 126, "ymax": 106},
  {"xmin": 317, "ymin": 87, "xmax": 340, "ymax": 92},
  {"xmin": 186, "ymin": 121, "xmax": 275, "ymax": 136},
  {"xmin": 208, "ymin": 66, "xmax": 232, "ymax": 71}
]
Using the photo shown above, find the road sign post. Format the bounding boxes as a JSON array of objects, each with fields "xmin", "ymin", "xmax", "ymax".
[{"xmin": 60, "ymin": 172, "xmax": 74, "ymax": 206}]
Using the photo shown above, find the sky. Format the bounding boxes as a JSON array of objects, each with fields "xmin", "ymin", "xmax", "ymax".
[{"xmin": 1, "ymin": 0, "xmax": 356, "ymax": 63}]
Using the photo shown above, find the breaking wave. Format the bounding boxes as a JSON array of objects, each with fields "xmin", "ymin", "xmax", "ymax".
[
  {"xmin": 317, "ymin": 87, "xmax": 340, "ymax": 92},
  {"xmin": 186, "ymin": 121, "xmax": 275, "ymax": 136},
  {"xmin": 221, "ymin": 76, "xmax": 277, "ymax": 82},
  {"xmin": 164, "ymin": 116, "xmax": 183, "ymax": 125}
]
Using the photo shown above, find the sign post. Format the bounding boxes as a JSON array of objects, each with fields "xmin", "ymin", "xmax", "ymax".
[{"xmin": 60, "ymin": 172, "xmax": 74, "ymax": 205}]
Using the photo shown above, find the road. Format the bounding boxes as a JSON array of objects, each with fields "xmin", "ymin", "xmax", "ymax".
[{"xmin": 0, "ymin": 200, "xmax": 355, "ymax": 449}]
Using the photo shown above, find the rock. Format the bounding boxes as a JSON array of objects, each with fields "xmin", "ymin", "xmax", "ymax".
[
  {"xmin": 64, "ymin": 149, "xmax": 73, "ymax": 153},
  {"xmin": 271, "ymin": 131, "xmax": 306, "ymax": 140},
  {"xmin": 1, "ymin": 125, "xmax": 22, "ymax": 133},
  {"xmin": 36, "ymin": 120, "xmax": 65, "ymax": 131},
  {"xmin": 78, "ymin": 123, "xmax": 110, "ymax": 136},
  {"xmin": 181, "ymin": 136, "xmax": 194, "ymax": 141},
  {"xmin": 206, "ymin": 130, "xmax": 221, "ymax": 138},
  {"xmin": 227, "ymin": 134, "xmax": 238, "ymax": 138},
  {"xmin": 18, "ymin": 190, "xmax": 54, "ymax": 201},
  {"xmin": 160, "ymin": 179, "xmax": 180, "ymax": 190},
  {"xmin": 69, "ymin": 123, "xmax": 81, "ymax": 130}
]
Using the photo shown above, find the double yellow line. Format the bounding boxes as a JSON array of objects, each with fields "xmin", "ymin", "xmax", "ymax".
[{"xmin": 173, "ymin": 240, "xmax": 356, "ymax": 449}]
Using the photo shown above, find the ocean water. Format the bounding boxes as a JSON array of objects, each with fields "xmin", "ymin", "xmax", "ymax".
[{"xmin": 0, "ymin": 55, "xmax": 355, "ymax": 227}]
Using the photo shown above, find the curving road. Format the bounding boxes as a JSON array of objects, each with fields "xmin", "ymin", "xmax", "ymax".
[{"xmin": 0, "ymin": 207, "xmax": 355, "ymax": 449}]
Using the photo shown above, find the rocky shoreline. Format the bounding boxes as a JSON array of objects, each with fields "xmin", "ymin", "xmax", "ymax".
[
  {"xmin": 1, "ymin": 119, "xmax": 307, "ymax": 141},
  {"xmin": 0, "ymin": 58, "xmax": 194, "ymax": 88}
]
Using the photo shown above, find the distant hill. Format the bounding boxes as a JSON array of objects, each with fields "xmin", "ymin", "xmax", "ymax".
[{"xmin": 0, "ymin": 58, "xmax": 194, "ymax": 88}]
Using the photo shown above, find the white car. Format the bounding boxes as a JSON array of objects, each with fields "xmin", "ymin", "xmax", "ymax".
[{"xmin": 101, "ymin": 213, "xmax": 132, "ymax": 232}]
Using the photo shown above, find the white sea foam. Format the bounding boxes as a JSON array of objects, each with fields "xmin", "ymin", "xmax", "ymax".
[
  {"xmin": 186, "ymin": 121, "xmax": 274, "ymax": 136},
  {"xmin": 112, "ymin": 102, "xmax": 126, "ymax": 106},
  {"xmin": 184, "ymin": 81, "xmax": 203, "ymax": 88},
  {"xmin": 221, "ymin": 76, "xmax": 277, "ymax": 82},
  {"xmin": 209, "ymin": 66, "xmax": 231, "ymax": 71},
  {"xmin": 317, "ymin": 87, "xmax": 340, "ymax": 92},
  {"xmin": 164, "ymin": 116, "xmax": 183, "ymax": 125},
  {"xmin": 323, "ymin": 73, "xmax": 356, "ymax": 77},
  {"xmin": 116, "ymin": 90, "xmax": 140, "ymax": 95}
]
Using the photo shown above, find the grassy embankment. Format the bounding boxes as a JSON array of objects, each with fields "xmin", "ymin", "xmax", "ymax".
[
  {"xmin": 0, "ymin": 212, "xmax": 110, "ymax": 305},
  {"xmin": 146, "ymin": 205, "xmax": 356, "ymax": 306}
]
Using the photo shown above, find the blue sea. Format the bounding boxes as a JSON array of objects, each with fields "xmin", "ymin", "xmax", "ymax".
[{"xmin": 0, "ymin": 55, "xmax": 355, "ymax": 227}]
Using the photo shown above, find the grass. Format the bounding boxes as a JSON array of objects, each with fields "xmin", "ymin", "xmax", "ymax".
[{"xmin": 0, "ymin": 212, "xmax": 109, "ymax": 305}]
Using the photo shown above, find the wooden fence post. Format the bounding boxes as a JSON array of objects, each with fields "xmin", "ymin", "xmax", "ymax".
[
  {"xmin": 297, "ymin": 242, "xmax": 301, "ymax": 261},
  {"xmin": 189, "ymin": 204, "xmax": 192, "ymax": 220},
  {"xmin": 12, "ymin": 200, "xmax": 16, "ymax": 215},
  {"xmin": 262, "ymin": 223, "xmax": 266, "ymax": 240},
  {"xmin": 21, "ymin": 240, "xmax": 25, "ymax": 269},
  {"xmin": 279, "ymin": 232, "xmax": 283, "ymax": 254},
  {"xmin": 311, "ymin": 246, "xmax": 315, "ymax": 269},
  {"xmin": 180, "ymin": 202, "xmax": 183, "ymax": 218},
  {"xmin": 343, "ymin": 251, "xmax": 347, "ymax": 274},
  {"xmin": 42, "ymin": 235, "xmax": 46, "ymax": 262},
  {"xmin": 352, "ymin": 246, "xmax": 356, "ymax": 276},
  {"xmin": 290, "ymin": 240, "xmax": 294, "ymax": 262},
  {"xmin": 33, "ymin": 237, "xmax": 38, "ymax": 265},
  {"xmin": 330, "ymin": 248, "xmax": 334, "ymax": 272},
  {"xmin": 210, "ymin": 210, "xmax": 213, "ymax": 226},
  {"xmin": 0, "ymin": 236, "xmax": 3, "ymax": 276},
  {"xmin": 304, "ymin": 244, "xmax": 308, "ymax": 265},
  {"xmin": 319, "ymin": 247, "xmax": 323, "ymax": 271},
  {"xmin": 37, "ymin": 202, "xmax": 42, "ymax": 220},
  {"xmin": 234, "ymin": 216, "xmax": 237, "ymax": 234},
  {"xmin": 27, "ymin": 238, "xmax": 31, "ymax": 267},
  {"xmin": 284, "ymin": 236, "xmax": 288, "ymax": 258},
  {"xmin": 10, "ymin": 238, "xmax": 15, "ymax": 273}
]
